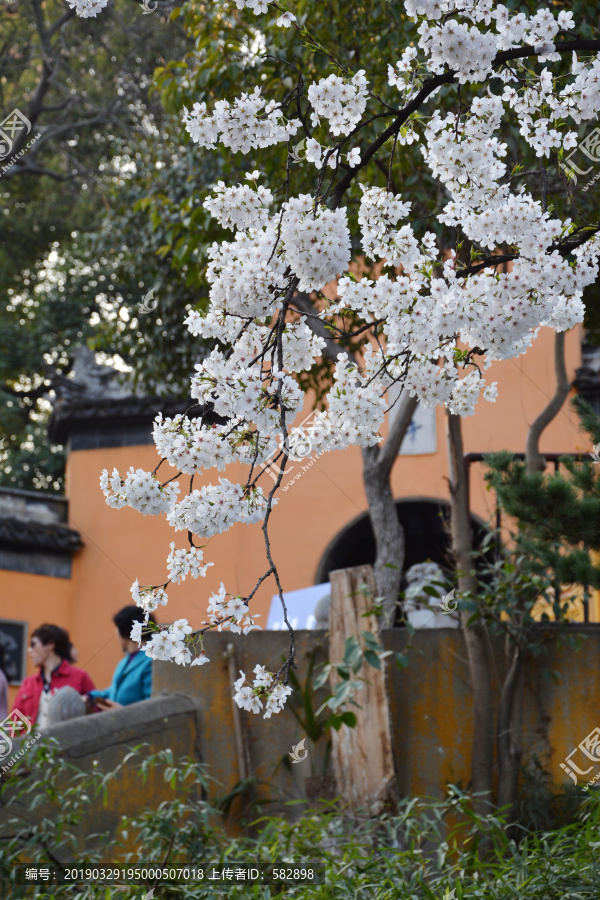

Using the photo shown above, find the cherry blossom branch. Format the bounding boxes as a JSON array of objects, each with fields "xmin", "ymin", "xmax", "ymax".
[
  {"xmin": 331, "ymin": 38, "xmax": 600, "ymax": 210},
  {"xmin": 456, "ymin": 225, "xmax": 600, "ymax": 279}
]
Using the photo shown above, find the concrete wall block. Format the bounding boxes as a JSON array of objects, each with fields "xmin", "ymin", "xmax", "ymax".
[
  {"xmin": 0, "ymin": 692, "xmax": 205, "ymax": 854},
  {"xmin": 154, "ymin": 630, "xmax": 332, "ymax": 818},
  {"xmin": 155, "ymin": 626, "xmax": 600, "ymax": 805}
]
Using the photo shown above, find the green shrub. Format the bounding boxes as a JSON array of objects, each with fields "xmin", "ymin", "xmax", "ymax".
[{"xmin": 1, "ymin": 739, "xmax": 600, "ymax": 898}]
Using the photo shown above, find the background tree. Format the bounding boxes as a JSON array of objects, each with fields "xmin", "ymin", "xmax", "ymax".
[
  {"xmin": 487, "ymin": 396, "xmax": 600, "ymax": 609},
  {"xmin": 488, "ymin": 396, "xmax": 600, "ymax": 811},
  {"xmin": 0, "ymin": 0, "xmax": 190, "ymax": 489}
]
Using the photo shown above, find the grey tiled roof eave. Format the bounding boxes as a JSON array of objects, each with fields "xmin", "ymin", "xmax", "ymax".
[
  {"xmin": 573, "ymin": 365, "xmax": 600, "ymax": 393},
  {"xmin": 0, "ymin": 517, "xmax": 82, "ymax": 554},
  {"xmin": 47, "ymin": 395, "xmax": 206, "ymax": 444}
]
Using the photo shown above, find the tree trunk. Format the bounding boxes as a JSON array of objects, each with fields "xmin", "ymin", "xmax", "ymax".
[
  {"xmin": 293, "ymin": 291, "xmax": 418, "ymax": 630},
  {"xmin": 447, "ymin": 411, "xmax": 494, "ymax": 813},
  {"xmin": 496, "ymin": 639, "xmax": 524, "ymax": 815},
  {"xmin": 364, "ymin": 390, "xmax": 419, "ymax": 629},
  {"xmin": 362, "ymin": 445, "xmax": 405, "ymax": 628},
  {"xmin": 494, "ymin": 327, "xmax": 570, "ymax": 812}
]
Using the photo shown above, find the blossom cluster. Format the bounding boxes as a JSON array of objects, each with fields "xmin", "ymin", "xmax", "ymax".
[
  {"xmin": 307, "ymin": 71, "xmax": 369, "ymax": 136},
  {"xmin": 281, "ymin": 323, "xmax": 327, "ymax": 373},
  {"xmin": 203, "ymin": 178, "xmax": 273, "ymax": 231},
  {"xmin": 424, "ymin": 21, "xmax": 497, "ymax": 84},
  {"xmin": 100, "ymin": 468, "xmax": 179, "ymax": 515},
  {"xmin": 412, "ymin": 3, "xmax": 578, "ymax": 84},
  {"xmin": 501, "ymin": 64, "xmax": 593, "ymax": 158},
  {"xmin": 235, "ymin": 0, "xmax": 274, "ymax": 13},
  {"xmin": 206, "ymin": 583, "xmax": 261, "ymax": 635},
  {"xmin": 280, "ymin": 195, "xmax": 352, "ymax": 292},
  {"xmin": 131, "ymin": 582, "xmax": 262, "ymax": 666},
  {"xmin": 327, "ymin": 354, "xmax": 388, "ymax": 446},
  {"xmin": 419, "ymin": 93, "xmax": 599, "ymax": 370},
  {"xmin": 191, "ymin": 352, "xmax": 302, "ymax": 430},
  {"xmin": 153, "ymin": 414, "xmax": 245, "ymax": 476},
  {"xmin": 183, "ymin": 88, "xmax": 300, "ymax": 154},
  {"xmin": 142, "ymin": 619, "xmax": 197, "ymax": 667},
  {"xmin": 358, "ymin": 186, "xmax": 438, "ymax": 271},
  {"xmin": 185, "ymin": 316, "xmax": 325, "ymax": 375},
  {"xmin": 66, "ymin": 0, "xmax": 109, "ymax": 17},
  {"xmin": 205, "ymin": 226, "xmax": 289, "ymax": 318},
  {"xmin": 567, "ymin": 56, "xmax": 600, "ymax": 123},
  {"xmin": 167, "ymin": 479, "xmax": 271, "ymax": 539},
  {"xmin": 388, "ymin": 46, "xmax": 419, "ymax": 90},
  {"xmin": 334, "ymin": 273, "xmax": 435, "ymax": 357},
  {"xmin": 130, "ymin": 580, "xmax": 169, "ymax": 617},
  {"xmin": 167, "ymin": 543, "xmax": 213, "ymax": 583},
  {"xmin": 304, "ymin": 139, "xmax": 361, "ymax": 169},
  {"xmin": 234, "ymin": 666, "xmax": 293, "ymax": 718}
]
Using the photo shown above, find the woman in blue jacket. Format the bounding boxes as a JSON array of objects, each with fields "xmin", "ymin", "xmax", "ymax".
[{"xmin": 87, "ymin": 606, "xmax": 156, "ymax": 710}]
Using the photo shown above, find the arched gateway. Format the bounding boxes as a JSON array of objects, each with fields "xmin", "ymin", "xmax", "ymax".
[{"xmin": 315, "ymin": 497, "xmax": 492, "ymax": 589}]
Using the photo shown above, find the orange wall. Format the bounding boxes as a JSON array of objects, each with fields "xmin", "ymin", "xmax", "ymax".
[
  {"xmin": 2, "ymin": 570, "xmax": 74, "ymax": 709},
  {"xmin": 0, "ymin": 323, "xmax": 586, "ymax": 698}
]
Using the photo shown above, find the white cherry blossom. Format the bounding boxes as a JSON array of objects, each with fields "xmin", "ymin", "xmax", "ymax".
[
  {"xmin": 131, "ymin": 581, "xmax": 169, "ymax": 619},
  {"xmin": 66, "ymin": 0, "xmax": 109, "ymax": 16},
  {"xmin": 233, "ymin": 668, "xmax": 293, "ymax": 718},
  {"xmin": 307, "ymin": 71, "xmax": 369, "ymax": 136},
  {"xmin": 183, "ymin": 88, "xmax": 300, "ymax": 154},
  {"xmin": 100, "ymin": 468, "xmax": 179, "ymax": 515},
  {"xmin": 276, "ymin": 11, "xmax": 296, "ymax": 27},
  {"xmin": 203, "ymin": 181, "xmax": 273, "ymax": 231},
  {"xmin": 167, "ymin": 543, "xmax": 213, "ymax": 583},
  {"xmin": 280, "ymin": 195, "xmax": 351, "ymax": 291}
]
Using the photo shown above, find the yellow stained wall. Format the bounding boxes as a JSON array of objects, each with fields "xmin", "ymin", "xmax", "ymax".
[{"xmin": 1, "ymin": 322, "xmax": 590, "ymax": 704}]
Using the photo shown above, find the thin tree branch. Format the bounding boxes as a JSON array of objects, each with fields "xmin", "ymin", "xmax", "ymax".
[
  {"xmin": 292, "ymin": 293, "xmax": 359, "ymax": 366},
  {"xmin": 1, "ymin": 162, "xmax": 76, "ymax": 180},
  {"xmin": 525, "ymin": 330, "xmax": 570, "ymax": 473}
]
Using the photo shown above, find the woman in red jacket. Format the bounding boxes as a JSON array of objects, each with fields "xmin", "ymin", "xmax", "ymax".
[{"xmin": 12, "ymin": 624, "xmax": 95, "ymax": 728}]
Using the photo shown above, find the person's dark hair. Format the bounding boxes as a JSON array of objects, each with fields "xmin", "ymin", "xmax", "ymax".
[
  {"xmin": 31, "ymin": 624, "xmax": 71, "ymax": 661},
  {"xmin": 0, "ymin": 644, "xmax": 7, "ymax": 678},
  {"xmin": 113, "ymin": 606, "xmax": 156, "ymax": 642}
]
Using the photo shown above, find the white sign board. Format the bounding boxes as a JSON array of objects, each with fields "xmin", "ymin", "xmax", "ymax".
[
  {"xmin": 267, "ymin": 583, "xmax": 330, "ymax": 630},
  {"xmin": 388, "ymin": 385, "xmax": 437, "ymax": 456}
]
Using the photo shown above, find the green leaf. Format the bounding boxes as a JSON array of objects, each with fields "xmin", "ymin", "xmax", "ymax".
[
  {"xmin": 422, "ymin": 584, "xmax": 444, "ymax": 598},
  {"xmin": 328, "ymin": 679, "xmax": 355, "ymax": 709},
  {"xmin": 313, "ymin": 666, "xmax": 331, "ymax": 690},
  {"xmin": 340, "ymin": 711, "xmax": 357, "ymax": 728},
  {"xmin": 361, "ymin": 630, "xmax": 383, "ymax": 651},
  {"xmin": 363, "ymin": 649, "xmax": 381, "ymax": 669},
  {"xmin": 343, "ymin": 635, "xmax": 364, "ymax": 673}
]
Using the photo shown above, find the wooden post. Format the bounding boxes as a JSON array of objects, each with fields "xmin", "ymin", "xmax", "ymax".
[{"xmin": 328, "ymin": 565, "xmax": 397, "ymax": 814}]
